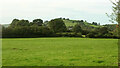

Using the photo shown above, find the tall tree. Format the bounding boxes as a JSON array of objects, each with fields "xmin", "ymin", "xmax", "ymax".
[
  {"xmin": 73, "ymin": 24, "xmax": 82, "ymax": 33},
  {"xmin": 107, "ymin": 0, "xmax": 120, "ymax": 38},
  {"xmin": 48, "ymin": 18, "xmax": 67, "ymax": 33},
  {"xmin": 32, "ymin": 19, "xmax": 43, "ymax": 26},
  {"xmin": 107, "ymin": 0, "xmax": 120, "ymax": 24},
  {"xmin": 99, "ymin": 27, "xmax": 108, "ymax": 34},
  {"xmin": 16, "ymin": 20, "xmax": 29, "ymax": 26},
  {"xmin": 108, "ymin": 0, "xmax": 120, "ymax": 64},
  {"xmin": 10, "ymin": 19, "xmax": 30, "ymax": 27},
  {"xmin": 10, "ymin": 19, "xmax": 19, "ymax": 26}
]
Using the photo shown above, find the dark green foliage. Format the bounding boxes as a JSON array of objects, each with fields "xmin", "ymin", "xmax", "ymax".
[
  {"xmin": 2, "ymin": 26, "xmax": 54, "ymax": 38},
  {"xmin": 99, "ymin": 27, "xmax": 108, "ymax": 34},
  {"xmin": 73, "ymin": 24, "xmax": 82, "ymax": 33},
  {"xmin": 92, "ymin": 22, "xmax": 97, "ymax": 25},
  {"xmin": 10, "ymin": 19, "xmax": 19, "ymax": 26},
  {"xmin": 86, "ymin": 33, "xmax": 95, "ymax": 38},
  {"xmin": 32, "ymin": 19, "xmax": 43, "ymax": 26},
  {"xmin": 43, "ymin": 20, "xmax": 49, "ymax": 26},
  {"xmin": 10, "ymin": 19, "xmax": 29, "ymax": 27},
  {"xmin": 2, "ymin": 27, "xmax": 14, "ymax": 38},
  {"xmin": 82, "ymin": 29, "xmax": 90, "ymax": 35},
  {"xmin": 103, "ymin": 24, "xmax": 117, "ymax": 31},
  {"xmin": 86, "ymin": 27, "xmax": 118, "ymax": 38},
  {"xmin": 80, "ymin": 20, "xmax": 84, "ymax": 22},
  {"xmin": 48, "ymin": 19, "xmax": 67, "ymax": 33},
  {"xmin": 16, "ymin": 20, "xmax": 29, "ymax": 26},
  {"xmin": 86, "ymin": 30, "xmax": 97, "ymax": 38},
  {"xmin": 66, "ymin": 18, "xmax": 69, "ymax": 20},
  {"xmin": 0, "ymin": 25, "xmax": 3, "ymax": 38},
  {"xmin": 56, "ymin": 32, "xmax": 82, "ymax": 37}
]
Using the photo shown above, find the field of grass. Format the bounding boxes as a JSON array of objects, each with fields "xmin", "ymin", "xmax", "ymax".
[{"xmin": 2, "ymin": 38, "xmax": 118, "ymax": 66}]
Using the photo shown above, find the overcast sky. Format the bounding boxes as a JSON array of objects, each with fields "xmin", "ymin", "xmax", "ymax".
[{"xmin": 1, "ymin": 0, "xmax": 114, "ymax": 24}]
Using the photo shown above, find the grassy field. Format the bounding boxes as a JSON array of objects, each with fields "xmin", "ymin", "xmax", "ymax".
[{"xmin": 2, "ymin": 38, "xmax": 118, "ymax": 66}]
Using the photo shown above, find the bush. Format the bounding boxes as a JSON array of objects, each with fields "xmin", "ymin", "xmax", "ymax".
[
  {"xmin": 86, "ymin": 33, "xmax": 95, "ymax": 38},
  {"xmin": 55, "ymin": 32, "xmax": 82, "ymax": 37},
  {"xmin": 75, "ymin": 33, "xmax": 82, "ymax": 37},
  {"xmin": 2, "ymin": 26, "xmax": 54, "ymax": 38},
  {"xmin": 82, "ymin": 30, "xmax": 89, "ymax": 35},
  {"xmin": 73, "ymin": 24, "xmax": 82, "ymax": 33}
]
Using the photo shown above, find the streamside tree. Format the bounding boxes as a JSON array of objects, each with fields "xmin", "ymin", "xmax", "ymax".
[{"xmin": 48, "ymin": 19, "xmax": 67, "ymax": 33}]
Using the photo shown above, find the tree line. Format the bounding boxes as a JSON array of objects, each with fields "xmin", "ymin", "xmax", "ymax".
[{"xmin": 2, "ymin": 18, "xmax": 119, "ymax": 38}]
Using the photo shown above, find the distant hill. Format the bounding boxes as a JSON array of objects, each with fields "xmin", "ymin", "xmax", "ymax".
[
  {"xmin": 2, "ymin": 24, "xmax": 10, "ymax": 27},
  {"xmin": 62, "ymin": 19, "xmax": 105, "ymax": 31},
  {"xmin": 63, "ymin": 19, "xmax": 102, "ymax": 28}
]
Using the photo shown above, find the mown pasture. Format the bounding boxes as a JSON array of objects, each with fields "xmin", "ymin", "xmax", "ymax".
[{"xmin": 2, "ymin": 38, "xmax": 118, "ymax": 66}]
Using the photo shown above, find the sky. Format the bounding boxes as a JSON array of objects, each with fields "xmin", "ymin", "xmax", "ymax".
[{"xmin": 0, "ymin": 0, "xmax": 114, "ymax": 25}]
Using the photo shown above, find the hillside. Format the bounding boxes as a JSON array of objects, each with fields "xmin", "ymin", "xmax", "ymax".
[
  {"xmin": 63, "ymin": 19, "xmax": 102, "ymax": 28},
  {"xmin": 63, "ymin": 20, "xmax": 77, "ymax": 27},
  {"xmin": 2, "ymin": 24, "xmax": 9, "ymax": 27}
]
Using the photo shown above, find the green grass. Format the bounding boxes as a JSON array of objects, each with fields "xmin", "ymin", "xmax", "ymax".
[
  {"xmin": 63, "ymin": 20, "xmax": 102, "ymax": 28},
  {"xmin": 63, "ymin": 20, "xmax": 77, "ymax": 27},
  {"xmin": 2, "ymin": 38, "xmax": 118, "ymax": 66},
  {"xmin": 90, "ymin": 25, "xmax": 101, "ymax": 28},
  {"xmin": 84, "ymin": 22, "xmax": 102, "ymax": 28}
]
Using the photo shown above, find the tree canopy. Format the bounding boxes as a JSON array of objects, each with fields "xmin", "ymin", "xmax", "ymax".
[
  {"xmin": 48, "ymin": 18, "xmax": 67, "ymax": 33},
  {"xmin": 73, "ymin": 24, "xmax": 82, "ymax": 33},
  {"xmin": 32, "ymin": 19, "xmax": 43, "ymax": 26}
]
